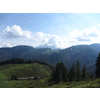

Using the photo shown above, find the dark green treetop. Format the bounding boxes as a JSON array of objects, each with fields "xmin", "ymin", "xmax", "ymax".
[
  {"xmin": 76, "ymin": 61, "xmax": 81, "ymax": 81},
  {"xmin": 81, "ymin": 64, "xmax": 87, "ymax": 80},
  {"xmin": 95, "ymin": 53, "xmax": 100, "ymax": 78},
  {"xmin": 69, "ymin": 63, "xmax": 76, "ymax": 81}
]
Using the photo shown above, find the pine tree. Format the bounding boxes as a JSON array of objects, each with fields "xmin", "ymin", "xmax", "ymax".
[
  {"xmin": 81, "ymin": 64, "xmax": 87, "ymax": 80},
  {"xmin": 56, "ymin": 63, "xmax": 63, "ymax": 83},
  {"xmin": 50, "ymin": 68, "xmax": 56, "ymax": 82},
  {"xmin": 60, "ymin": 62, "xmax": 68, "ymax": 82},
  {"xmin": 76, "ymin": 61, "xmax": 81, "ymax": 81},
  {"xmin": 28, "ymin": 59, "xmax": 31, "ymax": 63},
  {"xmin": 86, "ymin": 72, "xmax": 90, "ymax": 80},
  {"xmin": 57, "ymin": 69, "xmax": 63, "ymax": 83},
  {"xmin": 51, "ymin": 61, "xmax": 69, "ymax": 83},
  {"xmin": 95, "ymin": 53, "xmax": 100, "ymax": 78},
  {"xmin": 69, "ymin": 63, "xmax": 76, "ymax": 81},
  {"xmin": 90, "ymin": 73, "xmax": 94, "ymax": 79}
]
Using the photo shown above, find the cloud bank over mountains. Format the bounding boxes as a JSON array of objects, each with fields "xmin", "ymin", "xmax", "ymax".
[
  {"xmin": 2, "ymin": 25, "xmax": 32, "ymax": 39},
  {"xmin": 0, "ymin": 25, "xmax": 100, "ymax": 49},
  {"xmin": 70, "ymin": 26, "xmax": 100, "ymax": 46}
]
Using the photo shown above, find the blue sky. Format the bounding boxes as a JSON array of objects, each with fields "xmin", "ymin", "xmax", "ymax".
[{"xmin": 0, "ymin": 13, "xmax": 100, "ymax": 49}]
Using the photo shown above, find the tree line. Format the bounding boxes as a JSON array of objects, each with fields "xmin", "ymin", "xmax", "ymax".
[
  {"xmin": 0, "ymin": 58, "xmax": 54, "ymax": 70},
  {"xmin": 50, "ymin": 61, "xmax": 94, "ymax": 83},
  {"xmin": 50, "ymin": 52, "xmax": 100, "ymax": 83},
  {"xmin": 95, "ymin": 53, "xmax": 100, "ymax": 78},
  {"xmin": 1, "ymin": 52, "xmax": 100, "ymax": 83}
]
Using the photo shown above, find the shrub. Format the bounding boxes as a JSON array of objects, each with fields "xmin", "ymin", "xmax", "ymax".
[{"xmin": 10, "ymin": 75, "xmax": 18, "ymax": 80}]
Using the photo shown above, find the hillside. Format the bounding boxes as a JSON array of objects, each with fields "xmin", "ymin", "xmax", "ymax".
[
  {"xmin": 0, "ymin": 45, "xmax": 57, "ymax": 62},
  {"xmin": 0, "ymin": 43, "xmax": 100, "ymax": 73},
  {"xmin": 35, "ymin": 44, "xmax": 98, "ymax": 71},
  {"xmin": 0, "ymin": 63, "xmax": 52, "ymax": 81},
  {"xmin": 89, "ymin": 43, "xmax": 100, "ymax": 53},
  {"xmin": 0, "ymin": 61, "xmax": 99, "ymax": 88}
]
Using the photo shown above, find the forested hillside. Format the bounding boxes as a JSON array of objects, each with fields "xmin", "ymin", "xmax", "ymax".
[
  {"xmin": 0, "ymin": 47, "xmax": 100, "ymax": 88},
  {"xmin": 0, "ymin": 43, "xmax": 100, "ymax": 74}
]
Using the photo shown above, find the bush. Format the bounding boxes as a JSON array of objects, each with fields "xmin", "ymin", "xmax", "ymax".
[
  {"xmin": 34, "ymin": 77, "xmax": 38, "ymax": 80},
  {"xmin": 10, "ymin": 75, "xmax": 18, "ymax": 80}
]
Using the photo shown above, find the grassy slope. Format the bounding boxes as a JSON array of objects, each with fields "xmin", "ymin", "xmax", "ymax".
[
  {"xmin": 0, "ymin": 63, "xmax": 52, "ymax": 81},
  {"xmin": 0, "ymin": 63, "xmax": 100, "ymax": 88},
  {"xmin": 0, "ymin": 72, "xmax": 9, "ymax": 81}
]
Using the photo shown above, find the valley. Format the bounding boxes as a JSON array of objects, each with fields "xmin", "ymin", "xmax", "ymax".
[{"xmin": 0, "ymin": 43, "xmax": 100, "ymax": 88}]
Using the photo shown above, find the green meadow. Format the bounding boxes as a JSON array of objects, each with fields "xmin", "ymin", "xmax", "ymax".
[
  {"xmin": 0, "ymin": 63, "xmax": 52, "ymax": 79},
  {"xmin": 0, "ymin": 63, "xmax": 100, "ymax": 88},
  {"xmin": 0, "ymin": 77, "xmax": 100, "ymax": 88}
]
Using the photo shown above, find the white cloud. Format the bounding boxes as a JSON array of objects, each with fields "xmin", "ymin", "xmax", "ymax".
[
  {"xmin": 33, "ymin": 32, "xmax": 68, "ymax": 49},
  {"xmin": 98, "ymin": 24, "xmax": 100, "ymax": 27},
  {"xmin": 5, "ymin": 26, "xmax": 11, "ymax": 32},
  {"xmin": 1, "ymin": 25, "xmax": 100, "ymax": 49},
  {"xmin": 0, "ymin": 25, "xmax": 69, "ymax": 49},
  {"xmin": 70, "ymin": 29, "xmax": 82, "ymax": 38},
  {"xmin": 11, "ymin": 25, "xmax": 23, "ymax": 36},
  {"xmin": 69, "ymin": 26, "xmax": 100, "ymax": 45},
  {"xmin": 36, "ymin": 32, "xmax": 49, "ymax": 38},
  {"xmin": 33, "ymin": 34, "xmax": 68, "ymax": 49},
  {"xmin": 70, "ymin": 27, "xmax": 100, "ymax": 39},
  {"xmin": 76, "ymin": 37, "xmax": 91, "ymax": 42},
  {"xmin": 88, "ymin": 32, "xmax": 98, "ymax": 37},
  {"xmin": 0, "ymin": 43, "xmax": 12, "ymax": 48},
  {"xmin": 1, "ymin": 25, "xmax": 33, "ymax": 39}
]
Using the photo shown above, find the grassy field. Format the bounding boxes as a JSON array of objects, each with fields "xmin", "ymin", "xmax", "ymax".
[
  {"xmin": 0, "ymin": 63, "xmax": 52, "ymax": 88},
  {"xmin": 0, "ymin": 63, "xmax": 100, "ymax": 88},
  {"xmin": 0, "ymin": 63, "xmax": 52, "ymax": 81},
  {"xmin": 46, "ymin": 78, "xmax": 100, "ymax": 88},
  {"xmin": 0, "ymin": 77, "xmax": 100, "ymax": 88},
  {"xmin": 0, "ymin": 72, "xmax": 9, "ymax": 81}
]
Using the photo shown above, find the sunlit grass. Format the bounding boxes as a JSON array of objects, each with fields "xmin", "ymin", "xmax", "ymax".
[
  {"xmin": 0, "ymin": 63, "xmax": 52, "ymax": 79},
  {"xmin": 0, "ymin": 78, "xmax": 100, "ymax": 88},
  {"xmin": 0, "ymin": 63, "xmax": 100, "ymax": 88}
]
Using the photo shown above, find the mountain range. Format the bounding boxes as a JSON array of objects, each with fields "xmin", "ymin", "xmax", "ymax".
[{"xmin": 0, "ymin": 43, "xmax": 100, "ymax": 75}]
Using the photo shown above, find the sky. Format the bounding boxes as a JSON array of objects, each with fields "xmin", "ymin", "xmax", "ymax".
[{"xmin": 1, "ymin": 13, "xmax": 100, "ymax": 49}]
